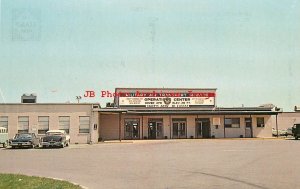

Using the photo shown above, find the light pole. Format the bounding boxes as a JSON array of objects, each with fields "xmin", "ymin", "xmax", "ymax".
[
  {"xmin": 275, "ymin": 106, "xmax": 280, "ymax": 138},
  {"xmin": 276, "ymin": 114, "xmax": 279, "ymax": 138},
  {"xmin": 76, "ymin": 96, "xmax": 82, "ymax": 103}
]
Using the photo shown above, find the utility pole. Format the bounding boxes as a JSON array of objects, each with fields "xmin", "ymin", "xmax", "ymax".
[{"xmin": 275, "ymin": 106, "xmax": 280, "ymax": 138}]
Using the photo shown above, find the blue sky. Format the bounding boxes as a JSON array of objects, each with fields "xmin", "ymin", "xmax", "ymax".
[{"xmin": 0, "ymin": 0, "xmax": 300, "ymax": 111}]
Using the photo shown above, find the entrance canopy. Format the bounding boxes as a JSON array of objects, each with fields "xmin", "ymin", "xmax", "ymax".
[{"xmin": 99, "ymin": 107, "xmax": 279, "ymax": 115}]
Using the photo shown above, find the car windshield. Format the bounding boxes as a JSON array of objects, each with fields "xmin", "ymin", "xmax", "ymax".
[
  {"xmin": 46, "ymin": 132, "xmax": 63, "ymax": 136},
  {"xmin": 15, "ymin": 134, "xmax": 32, "ymax": 139}
]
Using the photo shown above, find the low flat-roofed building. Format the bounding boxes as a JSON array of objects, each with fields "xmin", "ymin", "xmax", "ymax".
[
  {"xmin": 276, "ymin": 112, "xmax": 300, "ymax": 130},
  {"xmin": 0, "ymin": 103, "xmax": 100, "ymax": 144},
  {"xmin": 0, "ymin": 88, "xmax": 282, "ymax": 143},
  {"xmin": 99, "ymin": 88, "xmax": 279, "ymax": 140}
]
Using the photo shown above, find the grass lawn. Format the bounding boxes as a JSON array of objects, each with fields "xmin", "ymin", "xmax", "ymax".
[{"xmin": 0, "ymin": 173, "xmax": 82, "ymax": 189}]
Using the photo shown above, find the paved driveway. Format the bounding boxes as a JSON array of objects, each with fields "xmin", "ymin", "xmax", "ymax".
[{"xmin": 0, "ymin": 139, "xmax": 299, "ymax": 189}]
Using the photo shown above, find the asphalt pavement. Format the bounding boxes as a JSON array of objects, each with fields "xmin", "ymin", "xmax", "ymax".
[{"xmin": 0, "ymin": 139, "xmax": 299, "ymax": 189}]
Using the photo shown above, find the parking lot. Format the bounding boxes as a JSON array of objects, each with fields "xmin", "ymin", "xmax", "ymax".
[{"xmin": 0, "ymin": 139, "xmax": 300, "ymax": 189}]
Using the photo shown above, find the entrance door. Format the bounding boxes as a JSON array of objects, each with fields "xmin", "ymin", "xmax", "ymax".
[
  {"xmin": 124, "ymin": 119, "xmax": 140, "ymax": 139},
  {"xmin": 245, "ymin": 117, "xmax": 252, "ymax": 138},
  {"xmin": 172, "ymin": 121, "xmax": 186, "ymax": 139},
  {"xmin": 148, "ymin": 121, "xmax": 164, "ymax": 139},
  {"xmin": 196, "ymin": 118, "xmax": 210, "ymax": 138}
]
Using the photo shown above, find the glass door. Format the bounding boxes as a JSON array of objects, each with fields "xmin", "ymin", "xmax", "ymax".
[
  {"xmin": 156, "ymin": 122, "xmax": 163, "ymax": 139},
  {"xmin": 196, "ymin": 121, "xmax": 203, "ymax": 138},
  {"xmin": 148, "ymin": 121, "xmax": 164, "ymax": 139},
  {"xmin": 245, "ymin": 117, "xmax": 252, "ymax": 138},
  {"xmin": 124, "ymin": 119, "xmax": 140, "ymax": 139},
  {"xmin": 148, "ymin": 122, "xmax": 157, "ymax": 139},
  {"xmin": 195, "ymin": 118, "xmax": 210, "ymax": 138},
  {"xmin": 173, "ymin": 121, "xmax": 186, "ymax": 139},
  {"xmin": 179, "ymin": 122, "xmax": 186, "ymax": 138},
  {"xmin": 172, "ymin": 122, "xmax": 179, "ymax": 139}
]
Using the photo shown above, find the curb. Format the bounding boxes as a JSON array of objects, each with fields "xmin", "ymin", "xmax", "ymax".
[
  {"xmin": 51, "ymin": 177, "xmax": 88, "ymax": 189},
  {"xmin": 103, "ymin": 138, "xmax": 286, "ymax": 143},
  {"xmin": 103, "ymin": 140, "xmax": 133, "ymax": 143}
]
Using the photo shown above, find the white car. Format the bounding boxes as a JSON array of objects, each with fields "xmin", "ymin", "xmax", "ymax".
[
  {"xmin": 286, "ymin": 127, "xmax": 293, "ymax": 136},
  {"xmin": 272, "ymin": 128, "xmax": 287, "ymax": 136},
  {"xmin": 45, "ymin": 130, "xmax": 70, "ymax": 146},
  {"xmin": 279, "ymin": 129, "xmax": 287, "ymax": 136},
  {"xmin": 272, "ymin": 128, "xmax": 278, "ymax": 136},
  {"xmin": 0, "ymin": 127, "xmax": 9, "ymax": 148}
]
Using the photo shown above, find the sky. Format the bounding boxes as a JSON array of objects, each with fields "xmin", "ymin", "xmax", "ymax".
[{"xmin": 0, "ymin": 0, "xmax": 300, "ymax": 111}]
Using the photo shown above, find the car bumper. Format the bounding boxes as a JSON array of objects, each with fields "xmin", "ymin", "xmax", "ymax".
[
  {"xmin": 10, "ymin": 142, "xmax": 32, "ymax": 147},
  {"xmin": 41, "ymin": 141, "xmax": 63, "ymax": 147}
]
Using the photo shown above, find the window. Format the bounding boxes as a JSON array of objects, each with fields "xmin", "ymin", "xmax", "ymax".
[
  {"xmin": 79, "ymin": 116, "xmax": 90, "ymax": 133},
  {"xmin": 38, "ymin": 116, "xmax": 49, "ymax": 134},
  {"xmin": 18, "ymin": 116, "xmax": 29, "ymax": 133},
  {"xmin": 0, "ymin": 116, "xmax": 8, "ymax": 130},
  {"xmin": 245, "ymin": 118, "xmax": 252, "ymax": 128},
  {"xmin": 59, "ymin": 116, "xmax": 70, "ymax": 134},
  {"xmin": 257, "ymin": 117, "xmax": 265, "ymax": 127},
  {"xmin": 225, "ymin": 118, "xmax": 240, "ymax": 128}
]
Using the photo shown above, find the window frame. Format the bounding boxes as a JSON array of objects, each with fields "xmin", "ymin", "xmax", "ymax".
[
  {"xmin": 0, "ymin": 116, "xmax": 8, "ymax": 130},
  {"xmin": 38, "ymin": 116, "xmax": 49, "ymax": 134},
  {"xmin": 224, "ymin": 118, "xmax": 240, "ymax": 128},
  {"xmin": 18, "ymin": 116, "xmax": 29, "ymax": 133},
  {"xmin": 79, "ymin": 116, "xmax": 90, "ymax": 134},
  {"xmin": 59, "ymin": 116, "xmax": 70, "ymax": 134},
  {"xmin": 257, "ymin": 117, "xmax": 265, "ymax": 127}
]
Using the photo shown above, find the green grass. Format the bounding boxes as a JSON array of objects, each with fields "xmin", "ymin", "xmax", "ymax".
[{"xmin": 0, "ymin": 173, "xmax": 82, "ymax": 189}]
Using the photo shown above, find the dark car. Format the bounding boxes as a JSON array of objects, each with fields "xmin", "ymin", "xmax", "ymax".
[
  {"xmin": 41, "ymin": 134, "xmax": 66, "ymax": 148},
  {"xmin": 292, "ymin": 124, "xmax": 300, "ymax": 140},
  {"xmin": 9, "ymin": 133, "xmax": 40, "ymax": 149}
]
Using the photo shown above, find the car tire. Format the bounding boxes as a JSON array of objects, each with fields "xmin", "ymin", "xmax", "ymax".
[
  {"xmin": 11, "ymin": 146, "xmax": 15, "ymax": 149},
  {"xmin": 296, "ymin": 137, "xmax": 299, "ymax": 140}
]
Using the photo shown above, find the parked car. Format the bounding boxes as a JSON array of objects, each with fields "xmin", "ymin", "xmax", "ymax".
[
  {"xmin": 0, "ymin": 127, "xmax": 9, "ymax": 148},
  {"xmin": 9, "ymin": 133, "xmax": 40, "ymax": 148},
  {"xmin": 286, "ymin": 127, "xmax": 293, "ymax": 136},
  {"xmin": 292, "ymin": 124, "xmax": 300, "ymax": 140},
  {"xmin": 272, "ymin": 128, "xmax": 287, "ymax": 136},
  {"xmin": 279, "ymin": 129, "xmax": 287, "ymax": 136},
  {"xmin": 272, "ymin": 128, "xmax": 278, "ymax": 136},
  {"xmin": 41, "ymin": 130, "xmax": 70, "ymax": 148}
]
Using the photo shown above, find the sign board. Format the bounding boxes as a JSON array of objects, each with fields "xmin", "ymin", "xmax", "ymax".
[
  {"xmin": 115, "ymin": 88, "xmax": 216, "ymax": 108},
  {"xmin": 213, "ymin": 117, "xmax": 221, "ymax": 125}
]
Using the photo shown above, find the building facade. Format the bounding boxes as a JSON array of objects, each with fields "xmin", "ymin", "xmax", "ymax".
[
  {"xmin": 0, "ymin": 103, "xmax": 100, "ymax": 144},
  {"xmin": 276, "ymin": 112, "xmax": 300, "ymax": 130},
  {"xmin": 0, "ymin": 88, "xmax": 281, "ymax": 143},
  {"xmin": 99, "ymin": 88, "xmax": 278, "ymax": 140}
]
